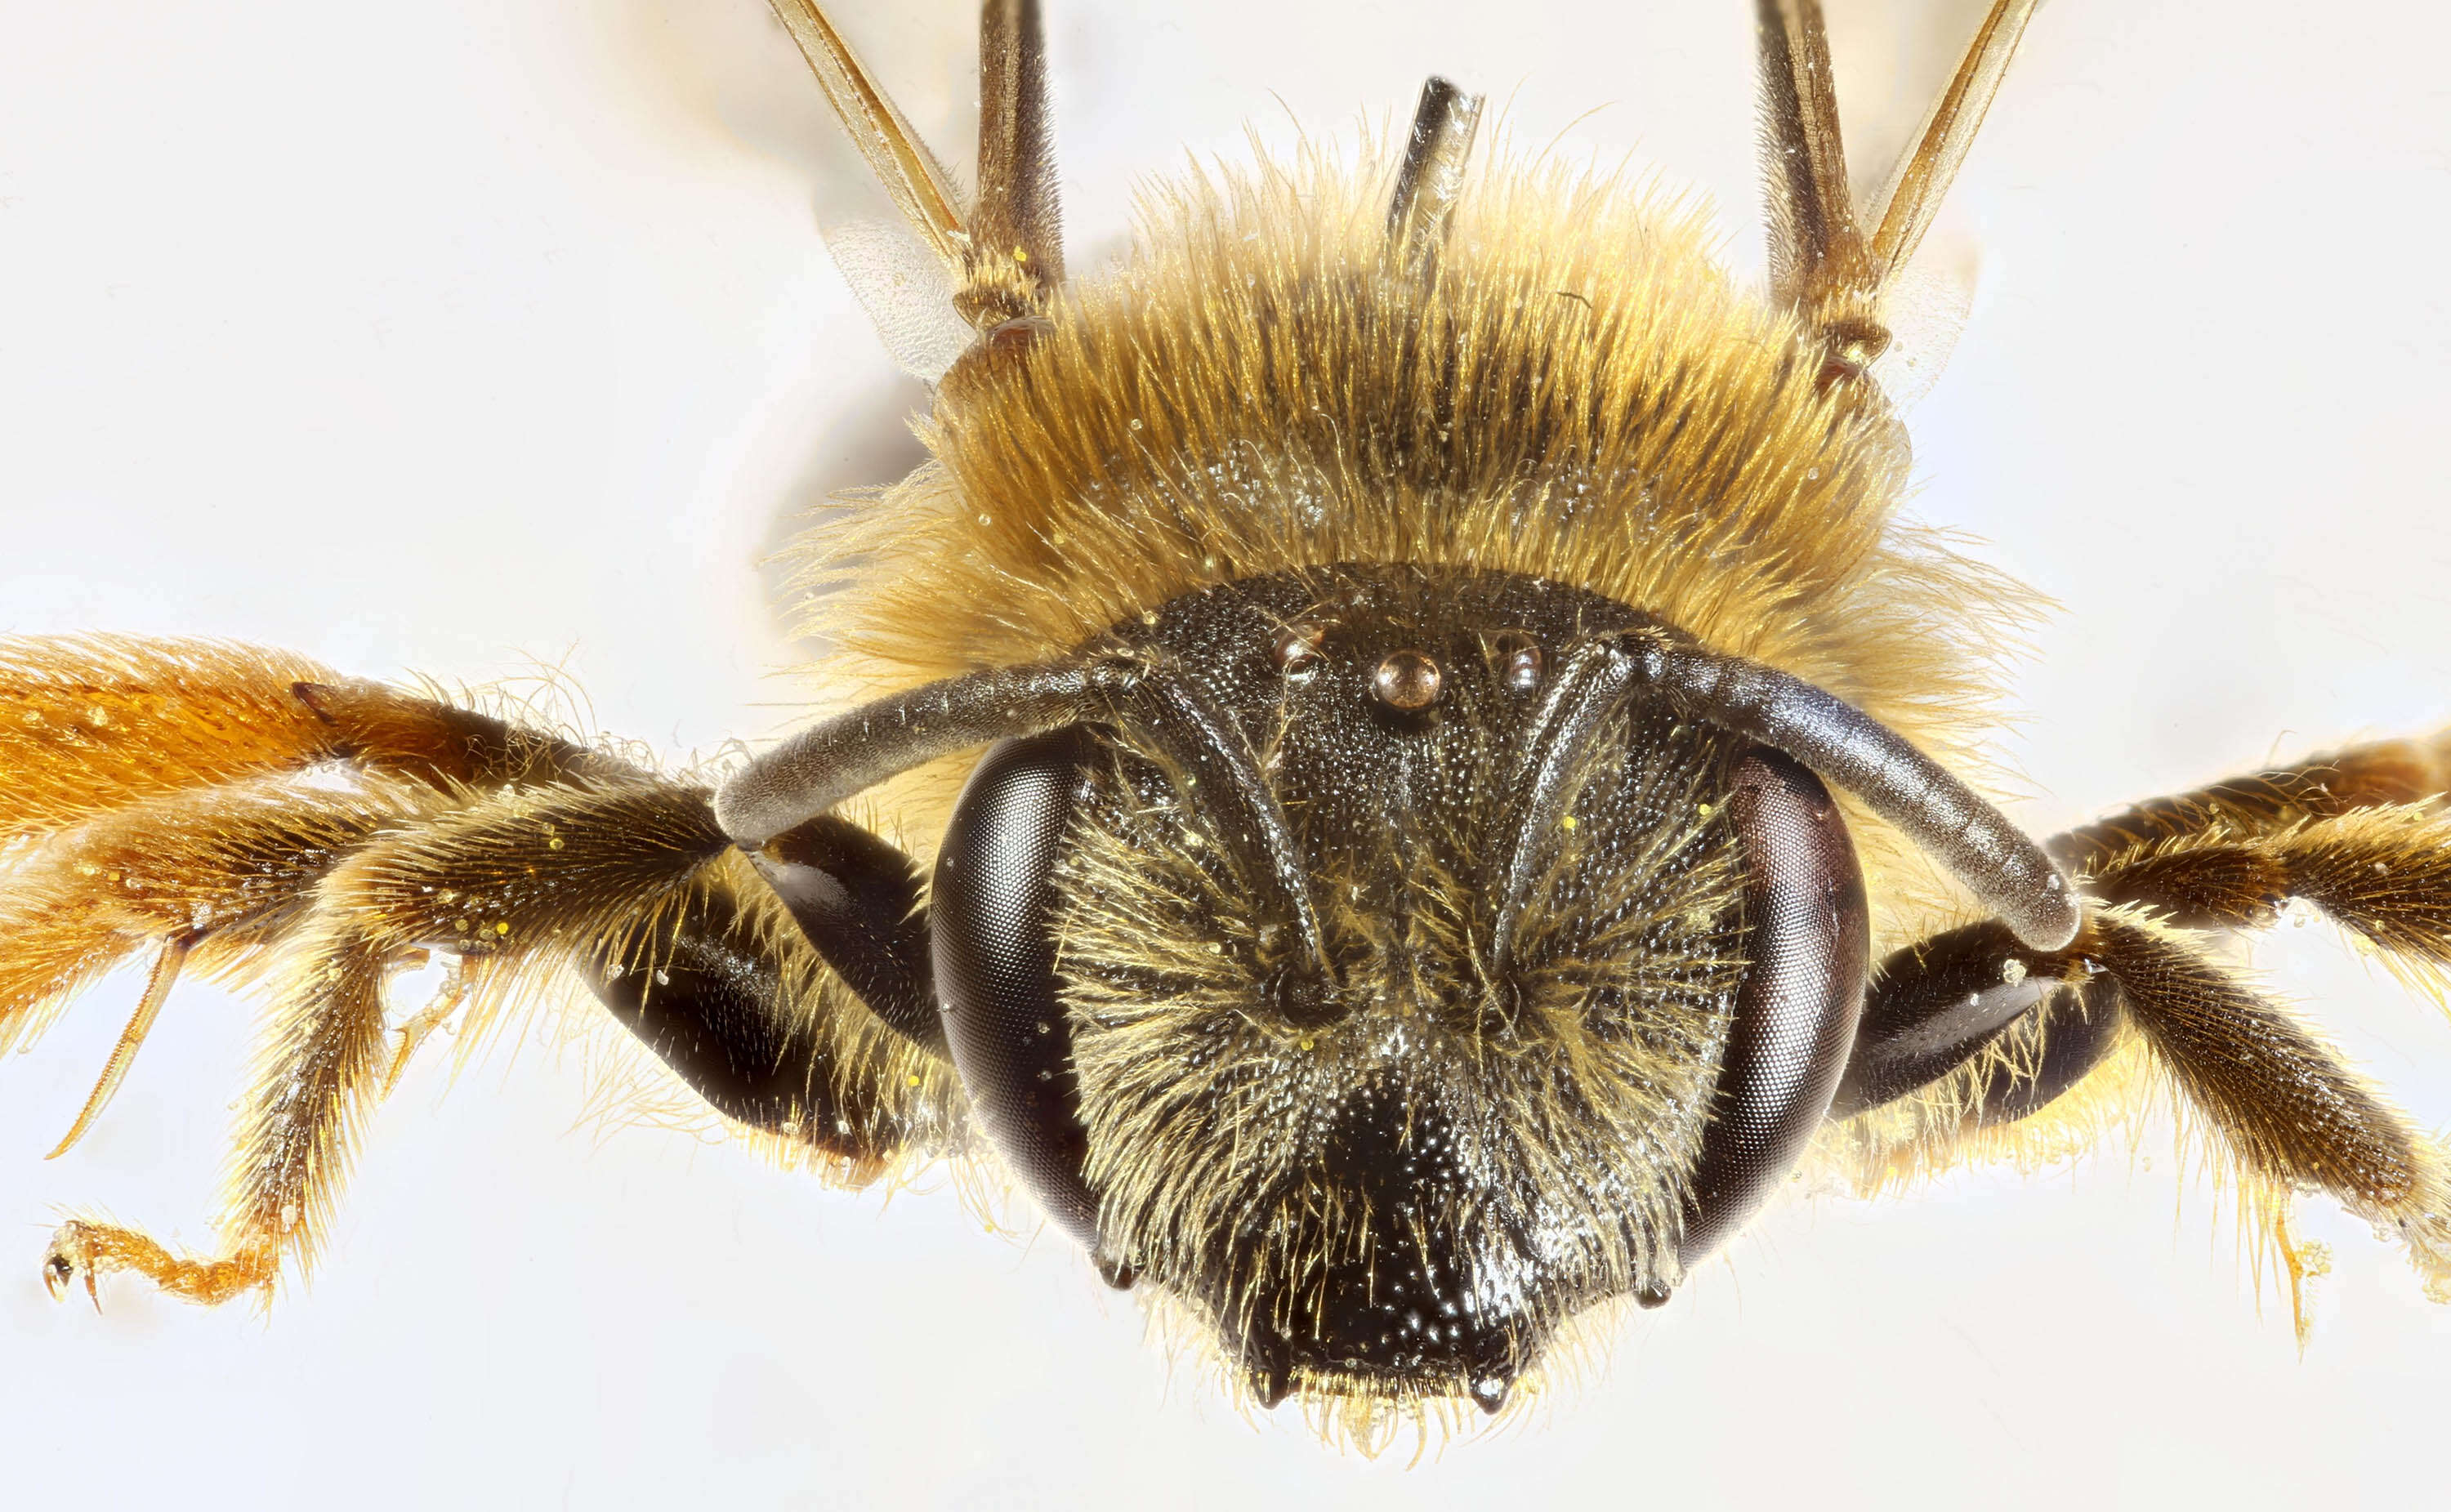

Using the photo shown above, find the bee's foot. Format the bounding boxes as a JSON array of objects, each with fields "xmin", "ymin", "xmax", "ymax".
[
  {"xmin": 41, "ymin": 1222, "xmax": 100, "ymax": 1309},
  {"xmin": 39, "ymin": 1217, "xmax": 275, "ymax": 1308}
]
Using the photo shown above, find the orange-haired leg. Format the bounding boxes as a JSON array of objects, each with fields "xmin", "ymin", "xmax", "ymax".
[
  {"xmin": 31, "ymin": 777, "xmax": 962, "ymax": 1306},
  {"xmin": 0, "ymin": 636, "xmax": 345, "ymax": 840},
  {"xmin": 43, "ymin": 1220, "xmax": 277, "ymax": 1308},
  {"xmin": 41, "ymin": 917, "xmax": 400, "ymax": 1305},
  {"xmin": 45, "ymin": 932, "xmax": 194, "ymax": 1159},
  {"xmin": 2051, "ymin": 730, "xmax": 2451, "ymax": 863},
  {"xmin": 0, "ymin": 774, "xmax": 435, "ymax": 1055},
  {"xmin": 8, "ymin": 636, "xmax": 967, "ymax": 1305},
  {"xmin": 27, "ymin": 780, "xmax": 714, "ymax": 1305},
  {"xmin": 0, "ymin": 634, "xmax": 607, "ymax": 847},
  {"xmin": 379, "ymin": 952, "xmax": 468, "ymax": 1096}
]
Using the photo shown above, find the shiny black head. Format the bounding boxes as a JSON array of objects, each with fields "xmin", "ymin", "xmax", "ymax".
[{"xmin": 931, "ymin": 564, "xmax": 1867, "ymax": 1418}]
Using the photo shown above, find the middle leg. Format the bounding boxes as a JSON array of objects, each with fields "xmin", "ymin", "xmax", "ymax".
[{"xmin": 1829, "ymin": 743, "xmax": 2451, "ymax": 1316}]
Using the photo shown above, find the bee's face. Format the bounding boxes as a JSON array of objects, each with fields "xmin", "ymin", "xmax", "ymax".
[
  {"xmin": 8, "ymin": 0, "xmax": 2451, "ymax": 1501},
  {"xmin": 929, "ymin": 565, "xmax": 1869, "ymax": 1412}
]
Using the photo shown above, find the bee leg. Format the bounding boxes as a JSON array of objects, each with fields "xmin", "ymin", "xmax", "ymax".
[
  {"xmin": 1838, "ymin": 798, "xmax": 2451, "ymax": 1301},
  {"xmin": 586, "ymin": 859, "xmax": 944, "ymax": 1172},
  {"xmin": 2085, "ymin": 909, "xmax": 2451, "ymax": 1300},
  {"xmin": 1841, "ymin": 729, "xmax": 2451, "ymax": 1127},
  {"xmin": 526, "ymin": 800, "xmax": 960, "ymax": 1164},
  {"xmin": 0, "ymin": 774, "xmax": 440, "ymax": 1060},
  {"xmin": 378, "ymin": 951, "xmax": 468, "ymax": 1096},
  {"xmin": 35, "ymin": 778, "xmax": 961, "ymax": 1306},
  {"xmin": 2052, "ymin": 730, "xmax": 2451, "ymax": 866},
  {"xmin": 1833, "ymin": 909, "xmax": 2451, "ymax": 1305},
  {"xmin": 2075, "ymin": 801, "xmax": 2451, "ymax": 974},
  {"xmin": 45, "ymin": 931, "xmax": 195, "ymax": 1159},
  {"xmin": 1831, "ymin": 919, "xmax": 2113, "ymax": 1122},
  {"xmin": 0, "ymin": 636, "xmax": 606, "ymax": 847},
  {"xmin": 0, "ymin": 636, "xmax": 360, "ymax": 839},
  {"xmin": 30, "ymin": 779, "xmax": 724, "ymax": 1305},
  {"xmin": 1755, "ymin": 0, "xmax": 2038, "ymax": 386},
  {"xmin": 740, "ymin": 814, "xmax": 941, "ymax": 1056},
  {"xmin": 38, "ymin": 902, "xmax": 411, "ymax": 1306},
  {"xmin": 0, "ymin": 635, "xmax": 632, "ymax": 1071}
]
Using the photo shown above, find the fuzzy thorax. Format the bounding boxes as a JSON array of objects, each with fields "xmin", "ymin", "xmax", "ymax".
[
  {"xmin": 788, "ymin": 146, "xmax": 2033, "ymax": 944},
  {"xmin": 782, "ymin": 142, "xmax": 2042, "ymax": 1411}
]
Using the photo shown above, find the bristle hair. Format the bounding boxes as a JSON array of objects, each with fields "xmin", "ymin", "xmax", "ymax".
[
  {"xmin": 1057, "ymin": 722, "xmax": 1742, "ymax": 1412},
  {"xmin": 0, "ymin": 636, "xmax": 344, "ymax": 841},
  {"xmin": 785, "ymin": 142, "xmax": 2034, "ymax": 950}
]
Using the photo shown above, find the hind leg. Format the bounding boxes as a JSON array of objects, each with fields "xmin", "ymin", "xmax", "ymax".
[
  {"xmin": 33, "ymin": 778, "xmax": 967, "ymax": 1305},
  {"xmin": 0, "ymin": 636, "xmax": 603, "ymax": 843}
]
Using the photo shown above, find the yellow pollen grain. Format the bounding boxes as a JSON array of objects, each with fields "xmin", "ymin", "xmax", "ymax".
[
  {"xmin": 493, "ymin": 921, "xmax": 510, "ymax": 935},
  {"xmin": 1560, "ymin": 814, "xmax": 1578, "ymax": 832}
]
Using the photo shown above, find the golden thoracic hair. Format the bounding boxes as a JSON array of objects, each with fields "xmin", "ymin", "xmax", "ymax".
[
  {"xmin": 790, "ymin": 145, "xmax": 2031, "ymax": 946},
  {"xmin": 770, "ymin": 138, "xmax": 2038, "ymax": 1423}
]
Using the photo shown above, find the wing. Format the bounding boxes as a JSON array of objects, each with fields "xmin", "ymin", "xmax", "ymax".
[
  {"xmin": 769, "ymin": 0, "xmax": 1066, "ymax": 348},
  {"xmin": 1757, "ymin": 0, "xmax": 2036, "ymax": 391}
]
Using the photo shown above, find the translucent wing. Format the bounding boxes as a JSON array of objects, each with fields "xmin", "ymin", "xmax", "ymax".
[
  {"xmin": 766, "ymin": 0, "xmax": 967, "ymax": 272},
  {"xmin": 823, "ymin": 219, "xmax": 979, "ymax": 383},
  {"xmin": 770, "ymin": 0, "xmax": 1065, "ymax": 346},
  {"xmin": 1868, "ymin": 224, "xmax": 1982, "ymax": 408},
  {"xmin": 1757, "ymin": 0, "xmax": 2034, "ymax": 389}
]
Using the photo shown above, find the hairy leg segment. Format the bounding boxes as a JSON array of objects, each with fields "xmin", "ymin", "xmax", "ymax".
[
  {"xmin": 1, "ymin": 638, "xmax": 961, "ymax": 1308},
  {"xmin": 1834, "ymin": 734, "xmax": 2451, "ymax": 1321}
]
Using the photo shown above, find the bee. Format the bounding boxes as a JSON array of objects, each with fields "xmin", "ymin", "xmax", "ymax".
[{"xmin": 5, "ymin": 0, "xmax": 2449, "ymax": 1486}]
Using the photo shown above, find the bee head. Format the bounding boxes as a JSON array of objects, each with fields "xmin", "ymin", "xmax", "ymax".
[{"xmin": 930, "ymin": 565, "xmax": 1868, "ymax": 1417}]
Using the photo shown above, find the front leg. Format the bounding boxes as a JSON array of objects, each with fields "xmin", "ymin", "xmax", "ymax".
[
  {"xmin": 1831, "ymin": 919, "xmax": 2123, "ymax": 1127},
  {"xmin": 589, "ymin": 815, "xmax": 960, "ymax": 1171}
]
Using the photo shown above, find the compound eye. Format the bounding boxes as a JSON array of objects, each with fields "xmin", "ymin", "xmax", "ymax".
[
  {"xmin": 1678, "ymin": 747, "xmax": 1869, "ymax": 1267},
  {"xmin": 932, "ymin": 728, "xmax": 1108, "ymax": 1256}
]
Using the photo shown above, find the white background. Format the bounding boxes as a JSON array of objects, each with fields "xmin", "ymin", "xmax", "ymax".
[{"xmin": 4, "ymin": 1, "xmax": 2449, "ymax": 1506}]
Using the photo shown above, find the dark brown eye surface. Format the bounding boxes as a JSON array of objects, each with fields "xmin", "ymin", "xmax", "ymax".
[
  {"xmin": 932, "ymin": 728, "xmax": 1106, "ymax": 1253},
  {"xmin": 1678, "ymin": 747, "xmax": 1868, "ymax": 1267}
]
